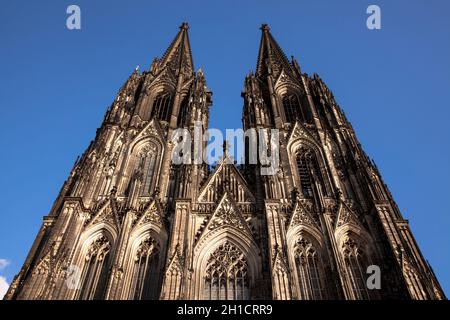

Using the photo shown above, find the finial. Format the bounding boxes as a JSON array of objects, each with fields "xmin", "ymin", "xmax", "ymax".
[
  {"xmin": 260, "ymin": 23, "xmax": 270, "ymax": 32},
  {"xmin": 180, "ymin": 22, "xmax": 189, "ymax": 30},
  {"xmin": 223, "ymin": 140, "xmax": 232, "ymax": 159},
  {"xmin": 223, "ymin": 140, "xmax": 228, "ymax": 156},
  {"xmin": 135, "ymin": 65, "xmax": 140, "ymax": 71}
]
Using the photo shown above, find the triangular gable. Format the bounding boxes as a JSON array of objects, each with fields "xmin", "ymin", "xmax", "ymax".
[
  {"xmin": 86, "ymin": 201, "xmax": 119, "ymax": 230},
  {"xmin": 288, "ymin": 200, "xmax": 320, "ymax": 231},
  {"xmin": 132, "ymin": 118, "xmax": 165, "ymax": 144},
  {"xmin": 34, "ymin": 250, "xmax": 51, "ymax": 275},
  {"xmin": 181, "ymin": 76, "xmax": 195, "ymax": 92},
  {"xmin": 149, "ymin": 65, "xmax": 177, "ymax": 89},
  {"xmin": 196, "ymin": 192, "xmax": 253, "ymax": 243},
  {"xmin": 272, "ymin": 245, "xmax": 289, "ymax": 274},
  {"xmin": 287, "ymin": 121, "xmax": 318, "ymax": 144},
  {"xmin": 198, "ymin": 159, "xmax": 255, "ymax": 203},
  {"xmin": 165, "ymin": 244, "xmax": 183, "ymax": 274},
  {"xmin": 336, "ymin": 200, "xmax": 363, "ymax": 229},
  {"xmin": 274, "ymin": 69, "xmax": 302, "ymax": 91},
  {"xmin": 133, "ymin": 200, "xmax": 163, "ymax": 229}
]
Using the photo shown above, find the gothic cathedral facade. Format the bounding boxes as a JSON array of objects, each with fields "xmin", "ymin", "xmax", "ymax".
[{"xmin": 5, "ymin": 23, "xmax": 445, "ymax": 300}]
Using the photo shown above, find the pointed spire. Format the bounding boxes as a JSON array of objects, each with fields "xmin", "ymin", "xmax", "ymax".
[
  {"xmin": 222, "ymin": 140, "xmax": 232, "ymax": 164},
  {"xmin": 156, "ymin": 22, "xmax": 194, "ymax": 76},
  {"xmin": 223, "ymin": 140, "xmax": 228, "ymax": 157},
  {"xmin": 256, "ymin": 24, "xmax": 294, "ymax": 77}
]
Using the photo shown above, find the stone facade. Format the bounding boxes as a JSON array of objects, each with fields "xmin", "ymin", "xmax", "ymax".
[{"xmin": 4, "ymin": 23, "xmax": 445, "ymax": 300}]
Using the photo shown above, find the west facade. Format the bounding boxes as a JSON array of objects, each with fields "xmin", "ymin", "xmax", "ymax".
[{"xmin": 5, "ymin": 23, "xmax": 445, "ymax": 300}]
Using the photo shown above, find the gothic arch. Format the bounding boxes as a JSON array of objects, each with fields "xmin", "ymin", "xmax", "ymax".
[
  {"xmin": 286, "ymin": 227, "xmax": 328, "ymax": 300},
  {"xmin": 120, "ymin": 137, "xmax": 164, "ymax": 196},
  {"xmin": 148, "ymin": 83, "xmax": 175, "ymax": 121},
  {"xmin": 147, "ymin": 73, "xmax": 177, "ymax": 94},
  {"xmin": 286, "ymin": 224, "xmax": 323, "ymax": 249},
  {"xmin": 79, "ymin": 223, "xmax": 118, "ymax": 249},
  {"xmin": 403, "ymin": 262, "xmax": 427, "ymax": 299},
  {"xmin": 177, "ymin": 93, "xmax": 190, "ymax": 126},
  {"xmin": 68, "ymin": 224, "xmax": 117, "ymax": 300},
  {"xmin": 287, "ymin": 137, "xmax": 324, "ymax": 168},
  {"xmin": 335, "ymin": 226, "xmax": 377, "ymax": 300},
  {"xmin": 120, "ymin": 226, "xmax": 167, "ymax": 300},
  {"xmin": 275, "ymin": 82, "xmax": 311, "ymax": 124},
  {"xmin": 139, "ymin": 81, "xmax": 176, "ymax": 121},
  {"xmin": 274, "ymin": 80, "xmax": 303, "ymax": 96},
  {"xmin": 192, "ymin": 229, "xmax": 261, "ymax": 300},
  {"xmin": 335, "ymin": 223, "xmax": 374, "ymax": 251},
  {"xmin": 281, "ymin": 91, "xmax": 301, "ymax": 123},
  {"xmin": 287, "ymin": 138, "xmax": 332, "ymax": 197},
  {"xmin": 129, "ymin": 124, "xmax": 165, "ymax": 153}
]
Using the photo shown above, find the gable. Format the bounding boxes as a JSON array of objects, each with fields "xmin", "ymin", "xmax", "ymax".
[
  {"xmin": 336, "ymin": 200, "xmax": 364, "ymax": 230},
  {"xmin": 132, "ymin": 200, "xmax": 163, "ymax": 229},
  {"xmin": 85, "ymin": 201, "xmax": 119, "ymax": 231},
  {"xmin": 131, "ymin": 119, "xmax": 166, "ymax": 147},
  {"xmin": 287, "ymin": 121, "xmax": 318, "ymax": 145},
  {"xmin": 288, "ymin": 200, "xmax": 320, "ymax": 232},
  {"xmin": 198, "ymin": 160, "xmax": 255, "ymax": 203},
  {"xmin": 195, "ymin": 192, "xmax": 254, "ymax": 248}
]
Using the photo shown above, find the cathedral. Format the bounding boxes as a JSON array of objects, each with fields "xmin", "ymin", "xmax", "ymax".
[{"xmin": 5, "ymin": 23, "xmax": 445, "ymax": 300}]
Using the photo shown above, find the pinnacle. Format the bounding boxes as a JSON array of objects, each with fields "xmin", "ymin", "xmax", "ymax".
[
  {"xmin": 260, "ymin": 23, "xmax": 270, "ymax": 32},
  {"xmin": 180, "ymin": 22, "xmax": 189, "ymax": 30}
]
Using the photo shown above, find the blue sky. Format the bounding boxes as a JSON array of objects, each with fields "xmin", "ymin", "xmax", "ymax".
[{"xmin": 0, "ymin": 0, "xmax": 449, "ymax": 297}]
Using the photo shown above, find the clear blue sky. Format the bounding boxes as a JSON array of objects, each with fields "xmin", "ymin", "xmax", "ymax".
[{"xmin": 0, "ymin": 0, "xmax": 449, "ymax": 296}]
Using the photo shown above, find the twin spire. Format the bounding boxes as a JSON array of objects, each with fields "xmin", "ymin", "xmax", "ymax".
[
  {"xmin": 256, "ymin": 23, "xmax": 296, "ymax": 77},
  {"xmin": 153, "ymin": 23, "xmax": 298, "ymax": 78},
  {"xmin": 153, "ymin": 22, "xmax": 194, "ymax": 76}
]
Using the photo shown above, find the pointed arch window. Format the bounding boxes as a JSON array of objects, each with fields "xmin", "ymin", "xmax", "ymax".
[
  {"xmin": 129, "ymin": 236, "xmax": 160, "ymax": 300},
  {"xmin": 177, "ymin": 97, "xmax": 190, "ymax": 127},
  {"xmin": 79, "ymin": 235, "xmax": 111, "ymax": 300},
  {"xmin": 342, "ymin": 238, "xmax": 370, "ymax": 300},
  {"xmin": 295, "ymin": 148, "xmax": 322, "ymax": 198},
  {"xmin": 404, "ymin": 266, "xmax": 426, "ymax": 299},
  {"xmin": 282, "ymin": 92, "xmax": 313, "ymax": 124},
  {"xmin": 203, "ymin": 242, "xmax": 250, "ymax": 300},
  {"xmin": 294, "ymin": 238, "xmax": 326, "ymax": 300},
  {"xmin": 283, "ymin": 93, "xmax": 300, "ymax": 123},
  {"xmin": 131, "ymin": 144, "xmax": 158, "ymax": 196},
  {"xmin": 151, "ymin": 93, "xmax": 173, "ymax": 122}
]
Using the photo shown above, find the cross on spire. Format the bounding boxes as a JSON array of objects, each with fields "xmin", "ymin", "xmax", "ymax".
[{"xmin": 223, "ymin": 140, "xmax": 230, "ymax": 157}]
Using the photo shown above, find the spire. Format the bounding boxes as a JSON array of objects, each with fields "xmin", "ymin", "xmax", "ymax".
[
  {"xmin": 157, "ymin": 22, "xmax": 194, "ymax": 76},
  {"xmin": 223, "ymin": 140, "xmax": 229, "ymax": 157},
  {"xmin": 256, "ymin": 24, "xmax": 294, "ymax": 77}
]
